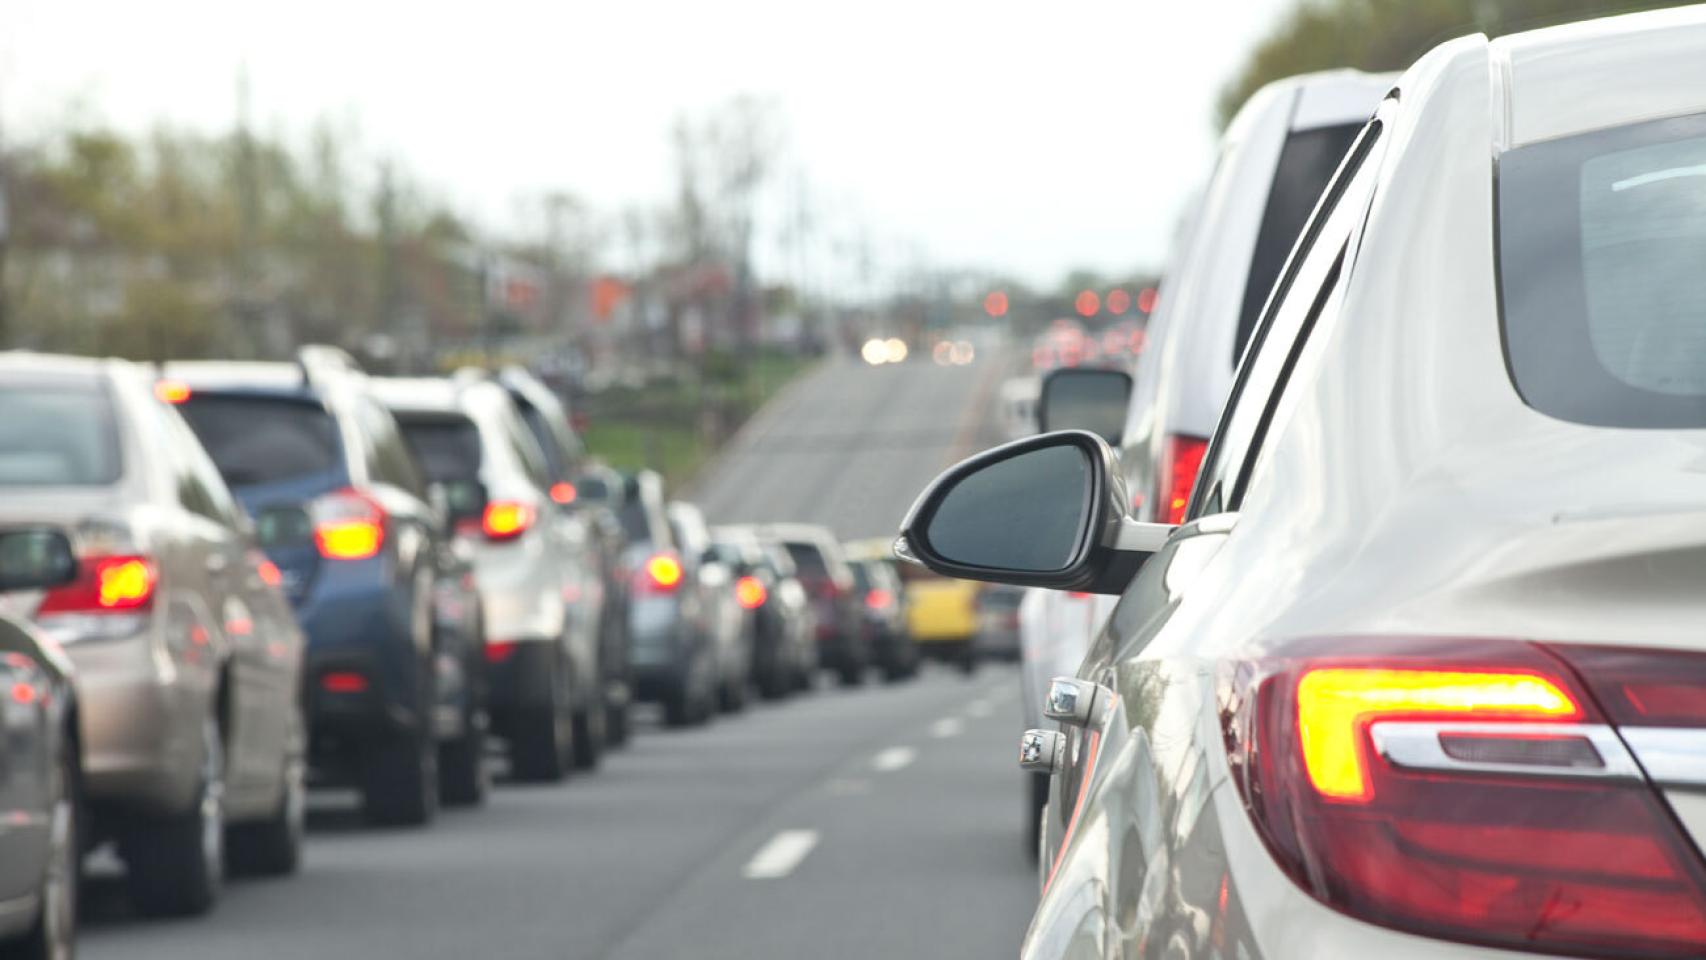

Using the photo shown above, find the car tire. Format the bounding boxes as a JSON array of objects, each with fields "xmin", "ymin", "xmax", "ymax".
[
  {"xmin": 510, "ymin": 658, "xmax": 572, "ymax": 782},
  {"xmin": 227, "ymin": 741, "xmax": 305, "ymax": 876},
  {"xmin": 438, "ymin": 721, "xmax": 489, "ymax": 807},
  {"xmin": 837, "ymin": 661, "xmax": 865, "ymax": 687},
  {"xmin": 571, "ymin": 699, "xmax": 606, "ymax": 771},
  {"xmin": 1026, "ymin": 772, "xmax": 1049, "ymax": 863},
  {"xmin": 718, "ymin": 675, "xmax": 748, "ymax": 713},
  {"xmin": 605, "ymin": 699, "xmax": 631, "ymax": 749},
  {"xmin": 13, "ymin": 726, "xmax": 77, "ymax": 960},
  {"xmin": 363, "ymin": 723, "xmax": 439, "ymax": 827},
  {"xmin": 123, "ymin": 715, "xmax": 224, "ymax": 918},
  {"xmin": 959, "ymin": 643, "xmax": 978, "ymax": 677}
]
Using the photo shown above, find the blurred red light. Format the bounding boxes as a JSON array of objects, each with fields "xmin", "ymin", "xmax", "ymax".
[
  {"xmin": 321, "ymin": 671, "xmax": 369, "ymax": 694},
  {"xmin": 983, "ymin": 291, "xmax": 1009, "ymax": 318},
  {"xmin": 1074, "ymin": 291, "xmax": 1100, "ymax": 317},
  {"xmin": 1136, "ymin": 286, "xmax": 1158, "ymax": 314},
  {"xmin": 1105, "ymin": 289, "xmax": 1131, "ymax": 314}
]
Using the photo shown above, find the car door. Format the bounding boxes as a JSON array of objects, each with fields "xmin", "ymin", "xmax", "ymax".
[{"xmin": 1030, "ymin": 107, "xmax": 1393, "ymax": 956}]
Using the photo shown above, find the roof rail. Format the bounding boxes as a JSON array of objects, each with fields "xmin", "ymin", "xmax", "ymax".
[{"xmin": 296, "ymin": 344, "xmax": 364, "ymax": 387}]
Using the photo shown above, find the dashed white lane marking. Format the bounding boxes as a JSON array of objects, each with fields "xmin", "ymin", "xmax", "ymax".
[
  {"xmin": 743, "ymin": 830, "xmax": 821, "ymax": 879},
  {"xmin": 965, "ymin": 699, "xmax": 993, "ymax": 718},
  {"xmin": 872, "ymin": 746, "xmax": 918, "ymax": 772},
  {"xmin": 931, "ymin": 716, "xmax": 965, "ymax": 738}
]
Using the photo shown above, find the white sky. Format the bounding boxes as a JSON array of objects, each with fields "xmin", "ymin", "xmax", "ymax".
[{"xmin": 0, "ymin": 0, "xmax": 1289, "ymax": 288}]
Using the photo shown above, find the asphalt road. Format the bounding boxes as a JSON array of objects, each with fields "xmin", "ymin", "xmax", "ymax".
[
  {"xmin": 693, "ymin": 355, "xmax": 1009, "ymax": 541},
  {"xmin": 82, "ymin": 666, "xmax": 1037, "ymax": 960}
]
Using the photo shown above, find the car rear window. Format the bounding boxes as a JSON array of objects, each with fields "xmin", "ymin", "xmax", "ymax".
[
  {"xmin": 0, "ymin": 378, "xmax": 122, "ymax": 485},
  {"xmin": 783, "ymin": 543, "xmax": 829, "ymax": 579},
  {"xmin": 178, "ymin": 396, "xmax": 341, "ymax": 487},
  {"xmin": 395, "ymin": 415, "xmax": 484, "ymax": 483},
  {"xmin": 1500, "ymin": 112, "xmax": 1706, "ymax": 428},
  {"xmin": 1235, "ymin": 121, "xmax": 1364, "ymax": 364}
]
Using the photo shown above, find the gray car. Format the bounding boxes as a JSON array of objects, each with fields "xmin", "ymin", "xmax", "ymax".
[
  {"xmin": 0, "ymin": 354, "xmax": 306, "ymax": 918},
  {"xmin": 899, "ymin": 9, "xmax": 1706, "ymax": 959}
]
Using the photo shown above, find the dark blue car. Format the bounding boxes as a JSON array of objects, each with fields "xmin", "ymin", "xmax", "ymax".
[{"xmin": 164, "ymin": 352, "xmax": 487, "ymax": 826}]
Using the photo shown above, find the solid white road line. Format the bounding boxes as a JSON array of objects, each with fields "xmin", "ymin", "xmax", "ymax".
[
  {"xmin": 931, "ymin": 716, "xmax": 965, "ymax": 738},
  {"xmin": 872, "ymin": 746, "xmax": 917, "ymax": 772},
  {"xmin": 743, "ymin": 830, "xmax": 821, "ymax": 879}
]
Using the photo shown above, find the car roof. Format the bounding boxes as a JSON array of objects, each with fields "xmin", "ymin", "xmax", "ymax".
[
  {"xmin": 1495, "ymin": 5, "xmax": 1706, "ymax": 149},
  {"xmin": 368, "ymin": 376, "xmax": 512, "ymax": 420},
  {"xmin": 0, "ymin": 351, "xmax": 129, "ymax": 380},
  {"xmin": 163, "ymin": 360, "xmax": 318, "ymax": 395}
]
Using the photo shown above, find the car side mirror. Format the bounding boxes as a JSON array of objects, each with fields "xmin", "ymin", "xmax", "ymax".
[
  {"xmin": 0, "ymin": 528, "xmax": 78, "ymax": 592},
  {"xmin": 430, "ymin": 480, "xmax": 488, "ymax": 530},
  {"xmin": 1038, "ymin": 368, "xmax": 1133, "ymax": 445},
  {"xmin": 894, "ymin": 431, "xmax": 1173, "ymax": 595}
]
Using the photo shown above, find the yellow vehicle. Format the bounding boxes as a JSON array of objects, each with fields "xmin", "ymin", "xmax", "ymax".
[{"xmin": 899, "ymin": 572, "xmax": 979, "ymax": 673}]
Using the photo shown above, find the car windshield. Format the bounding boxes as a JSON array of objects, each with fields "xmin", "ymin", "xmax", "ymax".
[
  {"xmin": 178, "ymin": 395, "xmax": 342, "ymax": 487},
  {"xmin": 0, "ymin": 378, "xmax": 122, "ymax": 485},
  {"xmin": 1235, "ymin": 121, "xmax": 1364, "ymax": 363},
  {"xmin": 1499, "ymin": 112, "xmax": 1706, "ymax": 428},
  {"xmin": 783, "ymin": 543, "xmax": 829, "ymax": 579},
  {"xmin": 395, "ymin": 414, "xmax": 484, "ymax": 483}
]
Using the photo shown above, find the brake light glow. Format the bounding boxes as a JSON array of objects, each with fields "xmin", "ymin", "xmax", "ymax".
[
  {"xmin": 485, "ymin": 641, "xmax": 516, "ymax": 664},
  {"xmin": 1156, "ymin": 434, "xmax": 1208, "ymax": 525},
  {"xmin": 154, "ymin": 380, "xmax": 192, "ymax": 404},
  {"xmin": 37, "ymin": 555, "xmax": 158, "ymax": 614},
  {"xmin": 644, "ymin": 554, "xmax": 683, "ymax": 591},
  {"xmin": 256, "ymin": 559, "xmax": 283, "ymax": 588},
  {"xmin": 1222, "ymin": 636, "xmax": 1706, "ymax": 958},
  {"xmin": 864, "ymin": 588, "xmax": 893, "ymax": 610},
  {"xmin": 481, "ymin": 501, "xmax": 536, "ymax": 541},
  {"xmin": 549, "ymin": 482, "xmax": 577, "ymax": 505},
  {"xmin": 735, "ymin": 575, "xmax": 767, "ymax": 610},
  {"xmin": 1296, "ymin": 667, "xmax": 1579, "ymax": 801},
  {"xmin": 320, "ymin": 671, "xmax": 369, "ymax": 694},
  {"xmin": 311, "ymin": 489, "xmax": 386, "ymax": 560}
]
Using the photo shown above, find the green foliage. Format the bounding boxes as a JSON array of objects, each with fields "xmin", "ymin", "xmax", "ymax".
[{"xmin": 1217, "ymin": 0, "xmax": 1691, "ymax": 128}]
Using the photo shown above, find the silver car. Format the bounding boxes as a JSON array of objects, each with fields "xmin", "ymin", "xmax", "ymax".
[
  {"xmin": 899, "ymin": 9, "xmax": 1706, "ymax": 958},
  {"xmin": 0, "ymin": 354, "xmax": 306, "ymax": 918}
]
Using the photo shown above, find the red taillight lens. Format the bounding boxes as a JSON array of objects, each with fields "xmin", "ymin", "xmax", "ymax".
[
  {"xmin": 256, "ymin": 558, "xmax": 283, "ymax": 588},
  {"xmin": 864, "ymin": 588, "xmax": 893, "ymax": 610},
  {"xmin": 485, "ymin": 641, "xmax": 516, "ymax": 664},
  {"xmin": 154, "ymin": 380, "xmax": 192, "ymax": 404},
  {"xmin": 481, "ymin": 501, "xmax": 536, "ymax": 541},
  {"xmin": 636, "ymin": 553, "xmax": 683, "ymax": 594},
  {"xmin": 549, "ymin": 482, "xmax": 577, "ymax": 505},
  {"xmin": 311, "ymin": 489, "xmax": 386, "ymax": 560},
  {"xmin": 1222, "ymin": 636, "xmax": 1706, "ymax": 958},
  {"xmin": 735, "ymin": 575, "xmax": 767, "ymax": 610},
  {"xmin": 1155, "ymin": 433, "xmax": 1208, "ymax": 525},
  {"xmin": 320, "ymin": 671, "xmax": 369, "ymax": 694},
  {"xmin": 37, "ymin": 555, "xmax": 158, "ymax": 614}
]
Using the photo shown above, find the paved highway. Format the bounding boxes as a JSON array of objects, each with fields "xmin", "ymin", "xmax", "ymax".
[{"xmin": 694, "ymin": 355, "xmax": 1009, "ymax": 541}]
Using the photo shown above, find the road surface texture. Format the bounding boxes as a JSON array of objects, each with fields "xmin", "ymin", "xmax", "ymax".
[
  {"xmin": 82, "ymin": 354, "xmax": 1037, "ymax": 960},
  {"xmin": 82, "ymin": 668, "xmax": 1035, "ymax": 960},
  {"xmin": 693, "ymin": 354, "xmax": 1010, "ymax": 541}
]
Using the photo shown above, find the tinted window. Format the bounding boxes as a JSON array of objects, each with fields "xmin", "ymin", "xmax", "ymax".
[
  {"xmin": 0, "ymin": 378, "xmax": 122, "ymax": 486},
  {"xmin": 848, "ymin": 562, "xmax": 873, "ymax": 591},
  {"xmin": 395, "ymin": 415, "xmax": 483, "ymax": 483},
  {"xmin": 1500, "ymin": 112, "xmax": 1706, "ymax": 428},
  {"xmin": 179, "ymin": 396, "xmax": 341, "ymax": 487},
  {"xmin": 357, "ymin": 400, "xmax": 425, "ymax": 495},
  {"xmin": 1235, "ymin": 122, "xmax": 1363, "ymax": 363},
  {"xmin": 783, "ymin": 543, "xmax": 830, "ymax": 579},
  {"xmin": 618, "ymin": 501, "xmax": 656, "ymax": 543}
]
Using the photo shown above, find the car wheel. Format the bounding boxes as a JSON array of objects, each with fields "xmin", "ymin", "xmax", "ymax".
[
  {"xmin": 123, "ymin": 714, "xmax": 224, "ymax": 917},
  {"xmin": 959, "ymin": 642, "xmax": 978, "ymax": 677},
  {"xmin": 605, "ymin": 698, "xmax": 631, "ymax": 749},
  {"xmin": 438, "ymin": 717, "xmax": 489, "ymax": 807},
  {"xmin": 837, "ymin": 661, "xmax": 865, "ymax": 687},
  {"xmin": 1025, "ymin": 772, "xmax": 1049, "ymax": 863},
  {"xmin": 362, "ymin": 721, "xmax": 439, "ymax": 827},
  {"xmin": 718, "ymin": 675, "xmax": 748, "ymax": 713},
  {"xmin": 14, "ymin": 727, "xmax": 77, "ymax": 960},
  {"xmin": 227, "ymin": 736, "xmax": 305, "ymax": 876},
  {"xmin": 511, "ymin": 658, "xmax": 571, "ymax": 782},
  {"xmin": 571, "ymin": 698, "xmax": 605, "ymax": 771}
]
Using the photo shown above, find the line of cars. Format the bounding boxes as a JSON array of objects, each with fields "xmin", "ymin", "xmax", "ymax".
[
  {"xmin": 899, "ymin": 7, "xmax": 1706, "ymax": 959},
  {"xmin": 0, "ymin": 346, "xmax": 922, "ymax": 958}
]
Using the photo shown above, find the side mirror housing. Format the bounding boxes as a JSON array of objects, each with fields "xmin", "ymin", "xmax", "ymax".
[
  {"xmin": 894, "ymin": 430, "xmax": 1173, "ymax": 595},
  {"xmin": 430, "ymin": 479, "xmax": 489, "ymax": 531},
  {"xmin": 0, "ymin": 528, "xmax": 78, "ymax": 592},
  {"xmin": 1038, "ymin": 368, "xmax": 1133, "ymax": 445}
]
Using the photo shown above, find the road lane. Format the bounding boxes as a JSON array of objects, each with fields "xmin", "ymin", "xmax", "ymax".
[
  {"xmin": 693, "ymin": 355, "xmax": 1009, "ymax": 541},
  {"xmin": 81, "ymin": 668, "xmax": 1035, "ymax": 960}
]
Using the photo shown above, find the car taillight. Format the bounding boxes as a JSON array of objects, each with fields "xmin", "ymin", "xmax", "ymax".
[
  {"xmin": 864, "ymin": 588, "xmax": 893, "ymax": 610},
  {"xmin": 735, "ymin": 575, "xmax": 767, "ymax": 610},
  {"xmin": 1155, "ymin": 433, "xmax": 1208, "ymax": 525},
  {"xmin": 549, "ymin": 482, "xmax": 577, "ymax": 505},
  {"xmin": 636, "ymin": 553, "xmax": 683, "ymax": 594},
  {"xmin": 485, "ymin": 641, "xmax": 516, "ymax": 664},
  {"xmin": 481, "ymin": 501, "xmax": 536, "ymax": 542},
  {"xmin": 154, "ymin": 380, "xmax": 192, "ymax": 404},
  {"xmin": 1221, "ymin": 636, "xmax": 1706, "ymax": 958},
  {"xmin": 37, "ymin": 554, "xmax": 158, "ymax": 614},
  {"xmin": 804, "ymin": 577, "xmax": 840, "ymax": 600},
  {"xmin": 311, "ymin": 489, "xmax": 386, "ymax": 560}
]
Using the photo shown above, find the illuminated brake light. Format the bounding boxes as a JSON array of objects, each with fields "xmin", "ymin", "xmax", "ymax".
[
  {"xmin": 320, "ymin": 671, "xmax": 369, "ymax": 694},
  {"xmin": 864, "ymin": 588, "xmax": 893, "ymax": 610},
  {"xmin": 155, "ymin": 380, "xmax": 192, "ymax": 404},
  {"xmin": 1222, "ymin": 636, "xmax": 1706, "ymax": 958},
  {"xmin": 1296, "ymin": 667, "xmax": 1579, "ymax": 802},
  {"xmin": 485, "ymin": 641, "xmax": 516, "ymax": 664},
  {"xmin": 256, "ymin": 559, "xmax": 283, "ymax": 588},
  {"xmin": 37, "ymin": 554, "xmax": 158, "ymax": 614},
  {"xmin": 549, "ymin": 482, "xmax": 577, "ymax": 505},
  {"xmin": 311, "ymin": 489, "xmax": 386, "ymax": 560},
  {"xmin": 644, "ymin": 554, "xmax": 683, "ymax": 591},
  {"xmin": 735, "ymin": 575, "xmax": 767, "ymax": 610},
  {"xmin": 481, "ymin": 501, "xmax": 536, "ymax": 541},
  {"xmin": 1156, "ymin": 434, "xmax": 1208, "ymax": 525}
]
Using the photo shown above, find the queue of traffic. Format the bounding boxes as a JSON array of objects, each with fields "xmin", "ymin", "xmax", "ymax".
[
  {"xmin": 0, "ymin": 347, "xmax": 933, "ymax": 959},
  {"xmin": 897, "ymin": 7, "xmax": 1706, "ymax": 959}
]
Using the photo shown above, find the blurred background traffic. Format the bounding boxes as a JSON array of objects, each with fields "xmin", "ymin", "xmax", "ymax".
[{"xmin": 0, "ymin": 1, "xmax": 1692, "ymax": 959}]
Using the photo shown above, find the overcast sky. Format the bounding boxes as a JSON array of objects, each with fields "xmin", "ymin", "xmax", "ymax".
[{"xmin": 1, "ymin": 0, "xmax": 1289, "ymax": 288}]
